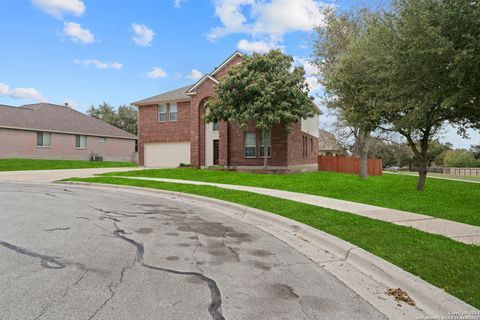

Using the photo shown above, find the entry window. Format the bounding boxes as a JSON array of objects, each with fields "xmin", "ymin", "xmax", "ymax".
[
  {"xmin": 212, "ymin": 121, "xmax": 219, "ymax": 131},
  {"xmin": 158, "ymin": 104, "xmax": 167, "ymax": 122},
  {"xmin": 244, "ymin": 132, "xmax": 256, "ymax": 158},
  {"xmin": 36, "ymin": 132, "xmax": 51, "ymax": 147},
  {"xmin": 76, "ymin": 135, "xmax": 86, "ymax": 149},
  {"xmin": 169, "ymin": 103, "xmax": 177, "ymax": 121},
  {"xmin": 259, "ymin": 131, "xmax": 271, "ymax": 158},
  {"xmin": 302, "ymin": 136, "xmax": 307, "ymax": 158}
]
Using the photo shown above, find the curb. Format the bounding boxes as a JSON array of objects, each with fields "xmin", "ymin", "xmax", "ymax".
[{"xmin": 60, "ymin": 181, "xmax": 479, "ymax": 319}]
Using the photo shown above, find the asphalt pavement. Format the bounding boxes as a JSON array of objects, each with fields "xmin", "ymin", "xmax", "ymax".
[{"xmin": 0, "ymin": 182, "xmax": 386, "ymax": 320}]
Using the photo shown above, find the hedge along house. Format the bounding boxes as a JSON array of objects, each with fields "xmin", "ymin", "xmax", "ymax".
[
  {"xmin": 134, "ymin": 52, "xmax": 320, "ymax": 171},
  {"xmin": 0, "ymin": 103, "xmax": 137, "ymax": 162}
]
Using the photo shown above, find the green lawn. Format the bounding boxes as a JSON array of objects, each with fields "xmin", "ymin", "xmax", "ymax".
[
  {"xmin": 0, "ymin": 158, "xmax": 137, "ymax": 171},
  {"xmin": 101, "ymin": 168, "xmax": 480, "ymax": 226},
  {"xmin": 65, "ymin": 176, "xmax": 480, "ymax": 309}
]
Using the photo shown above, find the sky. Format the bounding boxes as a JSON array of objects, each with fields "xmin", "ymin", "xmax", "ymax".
[{"xmin": 0, "ymin": 0, "xmax": 478, "ymax": 148}]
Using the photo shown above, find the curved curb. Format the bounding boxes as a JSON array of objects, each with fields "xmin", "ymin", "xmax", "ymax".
[{"xmin": 60, "ymin": 181, "xmax": 478, "ymax": 319}]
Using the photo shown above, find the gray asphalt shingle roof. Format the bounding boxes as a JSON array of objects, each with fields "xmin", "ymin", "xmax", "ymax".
[
  {"xmin": 132, "ymin": 84, "xmax": 193, "ymax": 105},
  {"xmin": 0, "ymin": 103, "xmax": 137, "ymax": 139}
]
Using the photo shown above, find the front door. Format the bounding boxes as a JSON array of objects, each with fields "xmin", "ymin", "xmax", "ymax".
[{"xmin": 213, "ymin": 139, "xmax": 219, "ymax": 165}]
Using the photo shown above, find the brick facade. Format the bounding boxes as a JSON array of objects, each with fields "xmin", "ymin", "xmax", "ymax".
[
  {"xmin": 0, "ymin": 128, "xmax": 136, "ymax": 162},
  {"xmin": 136, "ymin": 52, "xmax": 319, "ymax": 171},
  {"xmin": 138, "ymin": 101, "xmax": 190, "ymax": 165}
]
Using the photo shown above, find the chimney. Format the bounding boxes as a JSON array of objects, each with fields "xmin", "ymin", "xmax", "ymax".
[{"xmin": 65, "ymin": 102, "xmax": 69, "ymax": 107}]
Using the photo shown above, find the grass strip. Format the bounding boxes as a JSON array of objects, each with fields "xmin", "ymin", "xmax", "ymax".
[
  {"xmin": 101, "ymin": 168, "xmax": 480, "ymax": 226},
  {"xmin": 0, "ymin": 158, "xmax": 137, "ymax": 171}
]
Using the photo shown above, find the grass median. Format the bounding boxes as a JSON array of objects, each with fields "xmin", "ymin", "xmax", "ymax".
[
  {"xmin": 100, "ymin": 168, "xmax": 480, "ymax": 227},
  {"xmin": 65, "ymin": 176, "xmax": 480, "ymax": 308},
  {"xmin": 0, "ymin": 158, "xmax": 137, "ymax": 171}
]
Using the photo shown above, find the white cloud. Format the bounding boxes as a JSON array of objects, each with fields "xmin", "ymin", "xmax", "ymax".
[
  {"xmin": 237, "ymin": 39, "xmax": 280, "ymax": 53},
  {"xmin": 132, "ymin": 23, "xmax": 155, "ymax": 47},
  {"xmin": 174, "ymin": 0, "xmax": 186, "ymax": 8},
  {"xmin": 208, "ymin": 0, "xmax": 328, "ymax": 41},
  {"xmin": 294, "ymin": 56, "xmax": 318, "ymax": 76},
  {"xmin": 147, "ymin": 67, "xmax": 167, "ymax": 79},
  {"xmin": 0, "ymin": 83, "xmax": 47, "ymax": 102},
  {"xmin": 185, "ymin": 69, "xmax": 203, "ymax": 80},
  {"xmin": 294, "ymin": 56, "xmax": 322, "ymax": 93},
  {"xmin": 74, "ymin": 59, "xmax": 123, "ymax": 69},
  {"xmin": 63, "ymin": 22, "xmax": 95, "ymax": 44},
  {"xmin": 208, "ymin": 0, "xmax": 254, "ymax": 41},
  {"xmin": 32, "ymin": 0, "xmax": 85, "ymax": 18}
]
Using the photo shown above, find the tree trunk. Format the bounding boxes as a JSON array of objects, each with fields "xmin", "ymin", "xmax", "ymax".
[
  {"xmin": 358, "ymin": 130, "xmax": 371, "ymax": 179},
  {"xmin": 263, "ymin": 129, "xmax": 268, "ymax": 170},
  {"xmin": 416, "ymin": 160, "xmax": 428, "ymax": 191}
]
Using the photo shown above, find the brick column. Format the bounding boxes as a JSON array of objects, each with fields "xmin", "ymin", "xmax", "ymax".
[
  {"xmin": 219, "ymin": 120, "xmax": 229, "ymax": 166},
  {"xmin": 190, "ymin": 97, "xmax": 200, "ymax": 167}
]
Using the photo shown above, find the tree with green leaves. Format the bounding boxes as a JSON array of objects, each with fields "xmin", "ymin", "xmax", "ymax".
[
  {"xmin": 204, "ymin": 50, "xmax": 315, "ymax": 169},
  {"xmin": 313, "ymin": 8, "xmax": 385, "ymax": 178},
  {"xmin": 87, "ymin": 102, "xmax": 138, "ymax": 135},
  {"xmin": 367, "ymin": 0, "xmax": 480, "ymax": 190}
]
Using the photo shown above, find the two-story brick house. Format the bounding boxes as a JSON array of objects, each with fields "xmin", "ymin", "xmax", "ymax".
[{"xmin": 133, "ymin": 52, "xmax": 320, "ymax": 171}]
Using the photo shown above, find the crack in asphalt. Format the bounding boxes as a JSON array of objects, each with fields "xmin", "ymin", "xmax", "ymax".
[
  {"xmin": 33, "ymin": 270, "xmax": 88, "ymax": 320},
  {"xmin": 112, "ymin": 229, "xmax": 225, "ymax": 320},
  {"xmin": 87, "ymin": 257, "xmax": 135, "ymax": 320},
  {"xmin": 0, "ymin": 241, "xmax": 66, "ymax": 269},
  {"xmin": 43, "ymin": 227, "xmax": 71, "ymax": 232}
]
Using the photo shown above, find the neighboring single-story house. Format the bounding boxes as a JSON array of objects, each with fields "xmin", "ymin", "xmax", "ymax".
[
  {"xmin": 133, "ymin": 51, "xmax": 320, "ymax": 171},
  {"xmin": 318, "ymin": 129, "xmax": 343, "ymax": 156},
  {"xmin": 0, "ymin": 103, "xmax": 137, "ymax": 162}
]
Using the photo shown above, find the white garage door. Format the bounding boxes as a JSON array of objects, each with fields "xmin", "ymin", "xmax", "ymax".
[{"xmin": 144, "ymin": 142, "xmax": 191, "ymax": 167}]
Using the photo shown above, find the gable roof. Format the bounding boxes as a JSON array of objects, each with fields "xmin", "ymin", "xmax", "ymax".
[
  {"xmin": 210, "ymin": 51, "xmax": 243, "ymax": 77},
  {"xmin": 133, "ymin": 52, "xmax": 244, "ymax": 105},
  {"xmin": 185, "ymin": 75, "xmax": 219, "ymax": 96},
  {"xmin": 0, "ymin": 103, "xmax": 137, "ymax": 139},
  {"xmin": 132, "ymin": 84, "xmax": 193, "ymax": 106}
]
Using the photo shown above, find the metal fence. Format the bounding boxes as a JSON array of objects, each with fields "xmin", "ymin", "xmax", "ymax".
[{"xmin": 395, "ymin": 167, "xmax": 480, "ymax": 176}]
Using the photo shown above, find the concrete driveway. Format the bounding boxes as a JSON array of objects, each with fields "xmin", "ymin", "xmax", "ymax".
[
  {"xmin": 0, "ymin": 167, "xmax": 139, "ymax": 183},
  {"xmin": 0, "ymin": 182, "xmax": 385, "ymax": 320}
]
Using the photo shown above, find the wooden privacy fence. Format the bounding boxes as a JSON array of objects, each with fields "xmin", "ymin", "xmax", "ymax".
[{"xmin": 318, "ymin": 156, "xmax": 383, "ymax": 176}]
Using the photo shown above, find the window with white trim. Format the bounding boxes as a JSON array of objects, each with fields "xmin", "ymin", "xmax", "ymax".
[
  {"xmin": 99, "ymin": 137, "xmax": 107, "ymax": 143},
  {"xmin": 169, "ymin": 103, "xmax": 177, "ymax": 121},
  {"xmin": 259, "ymin": 131, "xmax": 271, "ymax": 158},
  {"xmin": 244, "ymin": 132, "xmax": 256, "ymax": 158},
  {"xmin": 36, "ymin": 132, "xmax": 51, "ymax": 147},
  {"xmin": 75, "ymin": 135, "xmax": 86, "ymax": 149},
  {"xmin": 158, "ymin": 104, "xmax": 167, "ymax": 122}
]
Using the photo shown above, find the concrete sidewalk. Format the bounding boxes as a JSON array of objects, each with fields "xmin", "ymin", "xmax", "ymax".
[{"xmin": 112, "ymin": 176, "xmax": 480, "ymax": 246}]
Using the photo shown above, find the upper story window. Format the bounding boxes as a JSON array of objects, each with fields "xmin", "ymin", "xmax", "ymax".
[
  {"xmin": 99, "ymin": 137, "xmax": 107, "ymax": 143},
  {"xmin": 169, "ymin": 103, "xmax": 177, "ymax": 121},
  {"xmin": 76, "ymin": 135, "xmax": 86, "ymax": 149},
  {"xmin": 244, "ymin": 132, "xmax": 256, "ymax": 158},
  {"xmin": 36, "ymin": 132, "xmax": 51, "ymax": 147},
  {"xmin": 212, "ymin": 121, "xmax": 219, "ymax": 131},
  {"xmin": 259, "ymin": 131, "xmax": 271, "ymax": 158},
  {"xmin": 158, "ymin": 104, "xmax": 167, "ymax": 122}
]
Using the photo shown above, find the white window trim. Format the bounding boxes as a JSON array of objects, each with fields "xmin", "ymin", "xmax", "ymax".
[
  {"xmin": 169, "ymin": 103, "xmax": 178, "ymax": 122},
  {"xmin": 36, "ymin": 132, "xmax": 51, "ymax": 148},
  {"xmin": 158, "ymin": 104, "xmax": 167, "ymax": 122},
  {"xmin": 244, "ymin": 132, "xmax": 257, "ymax": 158},
  {"xmin": 75, "ymin": 135, "xmax": 86, "ymax": 149}
]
